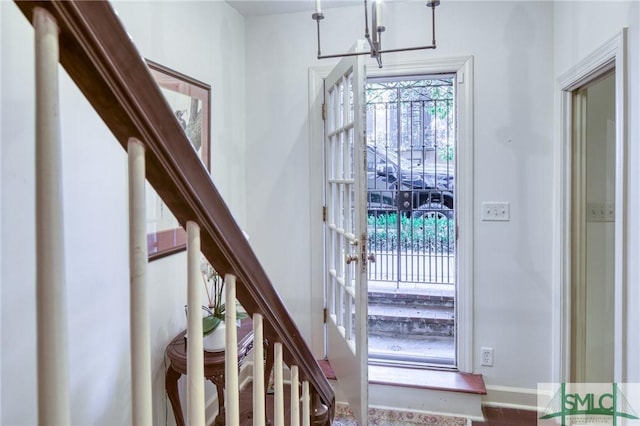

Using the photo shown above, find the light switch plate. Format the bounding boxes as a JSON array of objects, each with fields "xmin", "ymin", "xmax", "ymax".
[
  {"xmin": 482, "ymin": 202, "xmax": 510, "ymax": 221},
  {"xmin": 587, "ymin": 202, "xmax": 615, "ymax": 222}
]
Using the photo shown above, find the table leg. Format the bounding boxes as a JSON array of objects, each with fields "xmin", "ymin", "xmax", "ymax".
[
  {"xmin": 165, "ymin": 365, "xmax": 185, "ymax": 426},
  {"xmin": 210, "ymin": 375, "xmax": 225, "ymax": 425}
]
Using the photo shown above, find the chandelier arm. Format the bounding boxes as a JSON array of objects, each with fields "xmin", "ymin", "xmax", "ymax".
[
  {"xmin": 316, "ymin": 18, "xmax": 322, "ymax": 58},
  {"xmin": 431, "ymin": 3, "xmax": 437, "ymax": 46},
  {"xmin": 365, "ymin": 33, "xmax": 377, "ymax": 57},
  {"xmin": 375, "ymin": 54, "xmax": 382, "ymax": 68},
  {"xmin": 375, "ymin": 31, "xmax": 383, "ymax": 68},
  {"xmin": 363, "ymin": 0, "xmax": 371, "ymax": 41},
  {"xmin": 378, "ymin": 45, "xmax": 436, "ymax": 54},
  {"xmin": 317, "ymin": 50, "xmax": 373, "ymax": 60}
]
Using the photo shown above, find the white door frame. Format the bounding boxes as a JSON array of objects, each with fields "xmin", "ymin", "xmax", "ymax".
[
  {"xmin": 308, "ymin": 55, "xmax": 474, "ymax": 372},
  {"xmin": 553, "ymin": 28, "xmax": 627, "ymax": 383}
]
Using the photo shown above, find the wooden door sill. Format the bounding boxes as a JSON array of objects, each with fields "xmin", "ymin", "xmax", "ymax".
[
  {"xmin": 369, "ymin": 364, "xmax": 486, "ymax": 394},
  {"xmin": 318, "ymin": 359, "xmax": 486, "ymax": 395}
]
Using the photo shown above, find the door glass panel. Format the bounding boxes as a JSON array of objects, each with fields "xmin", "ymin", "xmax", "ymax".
[
  {"xmin": 338, "ymin": 80, "xmax": 345, "ymax": 129},
  {"xmin": 348, "ymin": 74, "xmax": 355, "ymax": 123}
]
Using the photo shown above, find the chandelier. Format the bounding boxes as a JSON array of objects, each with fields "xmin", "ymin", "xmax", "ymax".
[{"xmin": 311, "ymin": 0, "xmax": 440, "ymax": 68}]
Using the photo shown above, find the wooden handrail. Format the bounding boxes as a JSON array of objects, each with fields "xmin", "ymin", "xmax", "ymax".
[{"xmin": 15, "ymin": 0, "xmax": 334, "ymax": 420}]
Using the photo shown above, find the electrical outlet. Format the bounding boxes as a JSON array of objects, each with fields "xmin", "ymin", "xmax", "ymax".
[{"xmin": 481, "ymin": 347, "xmax": 494, "ymax": 367}]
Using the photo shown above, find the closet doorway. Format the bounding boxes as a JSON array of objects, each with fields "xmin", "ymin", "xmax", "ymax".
[
  {"xmin": 570, "ymin": 71, "xmax": 616, "ymax": 383},
  {"xmin": 557, "ymin": 29, "xmax": 627, "ymax": 383}
]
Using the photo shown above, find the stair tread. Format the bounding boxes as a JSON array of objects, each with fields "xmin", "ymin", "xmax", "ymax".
[
  {"xmin": 369, "ymin": 291, "xmax": 454, "ymax": 300},
  {"xmin": 369, "ymin": 281, "xmax": 455, "ymax": 298},
  {"xmin": 368, "ymin": 304, "xmax": 454, "ymax": 321}
]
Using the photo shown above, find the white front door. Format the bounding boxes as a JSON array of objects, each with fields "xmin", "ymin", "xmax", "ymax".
[{"xmin": 323, "ymin": 49, "xmax": 369, "ymax": 424}]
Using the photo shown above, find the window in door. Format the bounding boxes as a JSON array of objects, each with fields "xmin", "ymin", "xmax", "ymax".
[{"xmin": 366, "ymin": 75, "xmax": 457, "ymax": 367}]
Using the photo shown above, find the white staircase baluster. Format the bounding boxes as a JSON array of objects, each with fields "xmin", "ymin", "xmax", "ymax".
[
  {"xmin": 33, "ymin": 7, "xmax": 71, "ymax": 425},
  {"xmin": 302, "ymin": 381, "xmax": 310, "ymax": 426},
  {"xmin": 290, "ymin": 365, "xmax": 300, "ymax": 426},
  {"xmin": 225, "ymin": 274, "xmax": 240, "ymax": 424},
  {"xmin": 127, "ymin": 138, "xmax": 152, "ymax": 425},
  {"xmin": 274, "ymin": 342, "xmax": 285, "ymax": 426},
  {"xmin": 253, "ymin": 313, "xmax": 266, "ymax": 426},
  {"xmin": 186, "ymin": 221, "xmax": 205, "ymax": 425}
]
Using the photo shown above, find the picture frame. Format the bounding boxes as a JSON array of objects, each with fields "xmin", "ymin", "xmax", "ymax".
[{"xmin": 145, "ymin": 60, "xmax": 211, "ymax": 260}]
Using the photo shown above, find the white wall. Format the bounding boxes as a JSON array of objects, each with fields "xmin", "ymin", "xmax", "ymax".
[
  {"xmin": 243, "ymin": 0, "xmax": 556, "ymax": 405},
  {"xmin": 1, "ymin": 1, "xmax": 246, "ymax": 424},
  {"xmin": 554, "ymin": 1, "xmax": 640, "ymax": 383},
  {"xmin": 112, "ymin": 1, "xmax": 248, "ymax": 226}
]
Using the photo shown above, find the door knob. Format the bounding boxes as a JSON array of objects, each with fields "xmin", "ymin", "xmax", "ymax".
[
  {"xmin": 367, "ymin": 253, "xmax": 376, "ymax": 263},
  {"xmin": 345, "ymin": 254, "xmax": 359, "ymax": 264}
]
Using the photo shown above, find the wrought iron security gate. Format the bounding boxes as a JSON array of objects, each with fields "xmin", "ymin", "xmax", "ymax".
[{"xmin": 366, "ymin": 76, "xmax": 456, "ymax": 287}]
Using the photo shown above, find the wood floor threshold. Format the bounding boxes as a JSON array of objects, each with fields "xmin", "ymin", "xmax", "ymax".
[
  {"xmin": 318, "ymin": 359, "xmax": 486, "ymax": 395},
  {"xmin": 369, "ymin": 365, "xmax": 487, "ymax": 394},
  {"xmin": 473, "ymin": 406, "xmax": 540, "ymax": 425}
]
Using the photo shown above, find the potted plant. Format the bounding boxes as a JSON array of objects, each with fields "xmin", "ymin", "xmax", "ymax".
[{"xmin": 198, "ymin": 259, "xmax": 248, "ymax": 351}]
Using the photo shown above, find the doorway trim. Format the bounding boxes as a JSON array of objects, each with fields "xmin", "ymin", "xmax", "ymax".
[
  {"xmin": 308, "ymin": 55, "xmax": 474, "ymax": 372},
  {"xmin": 554, "ymin": 28, "xmax": 627, "ymax": 383}
]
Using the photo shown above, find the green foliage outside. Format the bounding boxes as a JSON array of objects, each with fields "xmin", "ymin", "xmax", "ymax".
[
  {"xmin": 366, "ymin": 78, "xmax": 455, "ymax": 161},
  {"xmin": 423, "ymin": 84, "xmax": 453, "ymax": 120},
  {"xmin": 438, "ymin": 144, "xmax": 454, "ymax": 161},
  {"xmin": 367, "ymin": 213, "xmax": 454, "ymax": 252}
]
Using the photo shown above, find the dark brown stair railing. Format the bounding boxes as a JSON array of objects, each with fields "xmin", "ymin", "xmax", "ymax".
[{"xmin": 14, "ymin": 0, "xmax": 334, "ymax": 423}]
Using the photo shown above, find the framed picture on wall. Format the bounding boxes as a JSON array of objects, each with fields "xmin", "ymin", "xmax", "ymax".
[{"xmin": 145, "ymin": 60, "xmax": 211, "ymax": 260}]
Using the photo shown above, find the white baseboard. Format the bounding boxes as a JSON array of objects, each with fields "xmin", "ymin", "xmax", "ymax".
[
  {"xmin": 482, "ymin": 385, "xmax": 541, "ymax": 412},
  {"xmin": 370, "ymin": 382, "xmax": 484, "ymax": 421},
  {"xmin": 331, "ymin": 376, "xmax": 484, "ymax": 421}
]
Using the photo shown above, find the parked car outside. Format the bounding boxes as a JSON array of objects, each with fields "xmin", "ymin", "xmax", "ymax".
[{"xmin": 366, "ymin": 144, "xmax": 454, "ymax": 218}]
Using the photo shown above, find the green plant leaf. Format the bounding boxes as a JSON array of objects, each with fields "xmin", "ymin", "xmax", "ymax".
[{"xmin": 203, "ymin": 315, "xmax": 222, "ymax": 336}]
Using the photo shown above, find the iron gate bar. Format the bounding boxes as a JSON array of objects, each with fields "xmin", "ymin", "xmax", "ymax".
[{"xmin": 365, "ymin": 77, "xmax": 455, "ymax": 286}]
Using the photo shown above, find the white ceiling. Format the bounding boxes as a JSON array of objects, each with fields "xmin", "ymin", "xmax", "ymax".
[{"xmin": 225, "ymin": 0, "xmax": 360, "ymax": 17}]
